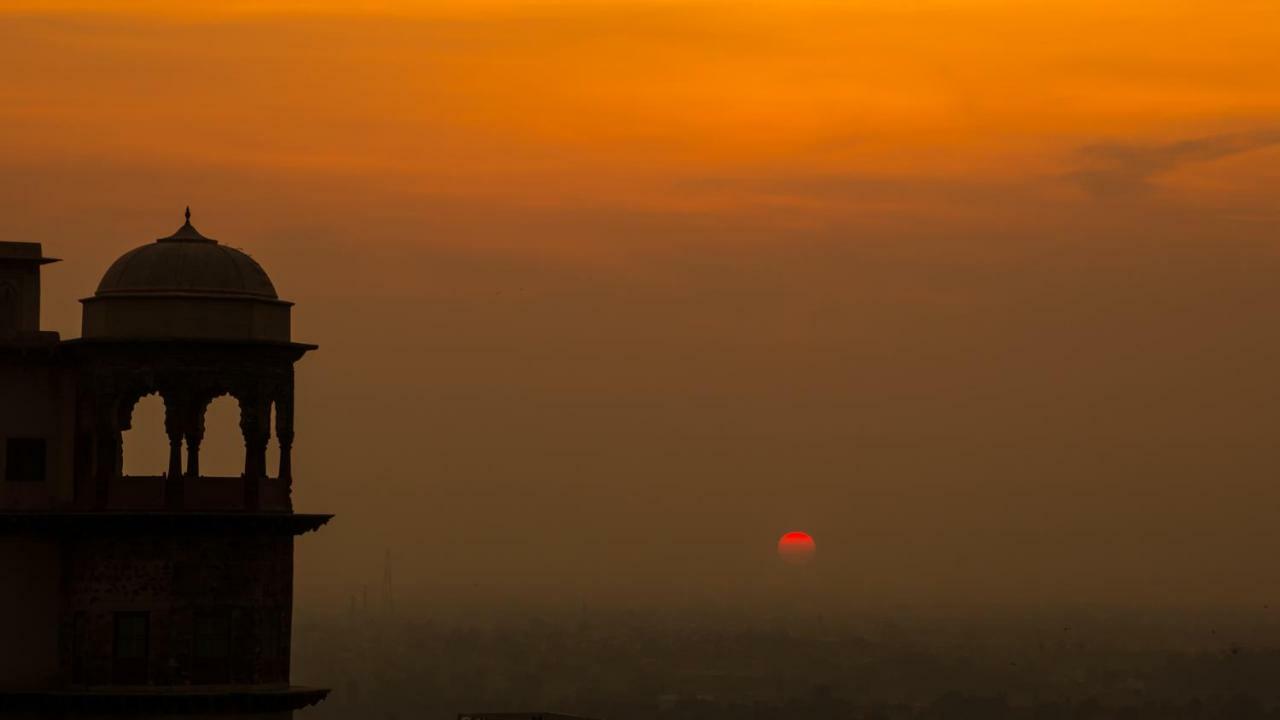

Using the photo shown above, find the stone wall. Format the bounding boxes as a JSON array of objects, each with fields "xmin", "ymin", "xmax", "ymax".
[
  {"xmin": 61, "ymin": 532, "xmax": 294, "ymax": 687},
  {"xmin": 0, "ymin": 538, "xmax": 61, "ymax": 690},
  {"xmin": 0, "ymin": 359, "xmax": 75, "ymax": 509}
]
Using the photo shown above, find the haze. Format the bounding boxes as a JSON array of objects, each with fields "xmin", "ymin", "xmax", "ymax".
[{"xmin": 2, "ymin": 1, "xmax": 1279, "ymax": 613}]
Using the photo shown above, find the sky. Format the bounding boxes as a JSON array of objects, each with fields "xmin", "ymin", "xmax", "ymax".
[{"xmin": 2, "ymin": 1, "xmax": 1280, "ymax": 612}]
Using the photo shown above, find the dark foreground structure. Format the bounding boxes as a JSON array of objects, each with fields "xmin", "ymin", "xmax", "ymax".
[
  {"xmin": 460, "ymin": 714, "xmax": 602, "ymax": 720},
  {"xmin": 0, "ymin": 213, "xmax": 330, "ymax": 718}
]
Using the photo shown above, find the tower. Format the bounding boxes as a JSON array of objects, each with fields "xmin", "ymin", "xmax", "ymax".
[
  {"xmin": 0, "ymin": 241, "xmax": 57, "ymax": 340},
  {"xmin": 0, "ymin": 212, "xmax": 330, "ymax": 718}
]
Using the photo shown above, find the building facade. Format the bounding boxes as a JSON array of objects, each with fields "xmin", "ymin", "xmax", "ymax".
[{"xmin": 0, "ymin": 213, "xmax": 330, "ymax": 718}]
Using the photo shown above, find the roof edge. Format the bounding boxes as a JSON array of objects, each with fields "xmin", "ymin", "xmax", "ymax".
[{"xmin": 81, "ymin": 292, "xmax": 293, "ymax": 306}]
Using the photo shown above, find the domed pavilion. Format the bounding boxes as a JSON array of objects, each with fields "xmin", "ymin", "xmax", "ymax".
[{"xmin": 0, "ymin": 211, "xmax": 330, "ymax": 718}]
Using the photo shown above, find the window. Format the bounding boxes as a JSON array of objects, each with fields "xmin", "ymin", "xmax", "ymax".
[
  {"xmin": 5, "ymin": 438, "xmax": 46, "ymax": 482},
  {"xmin": 120, "ymin": 393, "xmax": 165, "ymax": 477},
  {"xmin": 112, "ymin": 612, "xmax": 150, "ymax": 684}
]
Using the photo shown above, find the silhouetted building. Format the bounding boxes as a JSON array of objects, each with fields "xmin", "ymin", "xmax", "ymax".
[
  {"xmin": 459, "ymin": 714, "xmax": 602, "ymax": 720},
  {"xmin": 0, "ymin": 213, "xmax": 330, "ymax": 718}
]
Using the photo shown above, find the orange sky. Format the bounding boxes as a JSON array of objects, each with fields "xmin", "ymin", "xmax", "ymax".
[
  {"xmin": 3, "ymin": 1, "xmax": 1278, "ymax": 227},
  {"xmin": 3, "ymin": 1, "xmax": 1280, "ymax": 611}
]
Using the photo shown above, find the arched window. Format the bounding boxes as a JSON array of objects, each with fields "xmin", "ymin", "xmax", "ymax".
[
  {"xmin": 121, "ymin": 393, "xmax": 166, "ymax": 477},
  {"xmin": 200, "ymin": 396, "xmax": 244, "ymax": 478},
  {"xmin": 200, "ymin": 396, "xmax": 278, "ymax": 479}
]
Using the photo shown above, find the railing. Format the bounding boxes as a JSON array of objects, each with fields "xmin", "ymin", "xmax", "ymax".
[{"xmin": 107, "ymin": 475, "xmax": 291, "ymax": 512}]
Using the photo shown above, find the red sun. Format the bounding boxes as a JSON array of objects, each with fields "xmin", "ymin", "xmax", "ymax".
[{"xmin": 777, "ymin": 531, "xmax": 816, "ymax": 565}]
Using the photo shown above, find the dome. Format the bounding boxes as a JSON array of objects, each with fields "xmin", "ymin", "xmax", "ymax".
[
  {"xmin": 95, "ymin": 211, "xmax": 277, "ymax": 300},
  {"xmin": 81, "ymin": 210, "xmax": 292, "ymax": 343}
]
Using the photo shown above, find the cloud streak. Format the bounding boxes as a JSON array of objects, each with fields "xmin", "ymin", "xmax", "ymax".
[{"xmin": 1069, "ymin": 129, "xmax": 1280, "ymax": 198}]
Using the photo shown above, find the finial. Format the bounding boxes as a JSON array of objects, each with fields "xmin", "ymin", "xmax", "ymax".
[{"xmin": 185, "ymin": 206, "xmax": 191, "ymax": 223}]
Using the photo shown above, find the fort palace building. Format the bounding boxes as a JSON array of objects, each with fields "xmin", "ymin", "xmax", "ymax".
[{"xmin": 0, "ymin": 211, "xmax": 330, "ymax": 718}]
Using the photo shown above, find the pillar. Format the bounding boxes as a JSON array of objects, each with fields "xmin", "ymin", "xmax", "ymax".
[
  {"xmin": 162, "ymin": 392, "xmax": 185, "ymax": 509},
  {"xmin": 184, "ymin": 397, "xmax": 208, "ymax": 479},
  {"xmin": 275, "ymin": 393, "xmax": 294, "ymax": 496},
  {"xmin": 92, "ymin": 406, "xmax": 120, "ymax": 510},
  {"xmin": 239, "ymin": 394, "xmax": 270, "ymax": 510}
]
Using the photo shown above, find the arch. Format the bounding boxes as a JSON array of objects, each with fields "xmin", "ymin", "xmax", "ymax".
[
  {"xmin": 199, "ymin": 395, "xmax": 244, "ymax": 477},
  {"xmin": 121, "ymin": 393, "xmax": 166, "ymax": 477}
]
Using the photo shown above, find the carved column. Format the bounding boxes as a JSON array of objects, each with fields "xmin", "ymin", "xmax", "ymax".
[
  {"xmin": 275, "ymin": 390, "xmax": 295, "ymax": 501},
  {"xmin": 239, "ymin": 394, "xmax": 270, "ymax": 510},
  {"xmin": 92, "ymin": 401, "xmax": 121, "ymax": 510},
  {"xmin": 114, "ymin": 397, "xmax": 134, "ymax": 480},
  {"xmin": 73, "ymin": 396, "xmax": 97, "ymax": 509},
  {"xmin": 184, "ymin": 396, "xmax": 208, "ymax": 479},
  {"xmin": 162, "ymin": 392, "xmax": 185, "ymax": 509}
]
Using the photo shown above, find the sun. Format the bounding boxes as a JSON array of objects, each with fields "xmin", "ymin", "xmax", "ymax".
[{"xmin": 777, "ymin": 531, "xmax": 816, "ymax": 565}]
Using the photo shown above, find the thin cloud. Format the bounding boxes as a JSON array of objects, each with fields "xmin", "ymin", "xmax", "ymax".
[{"xmin": 1068, "ymin": 129, "xmax": 1280, "ymax": 198}]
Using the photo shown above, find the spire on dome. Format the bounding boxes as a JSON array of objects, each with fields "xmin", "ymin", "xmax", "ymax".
[{"xmin": 158, "ymin": 206, "xmax": 216, "ymax": 243}]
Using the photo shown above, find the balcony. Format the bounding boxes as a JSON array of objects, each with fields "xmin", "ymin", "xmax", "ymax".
[{"xmin": 105, "ymin": 475, "xmax": 292, "ymax": 512}]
